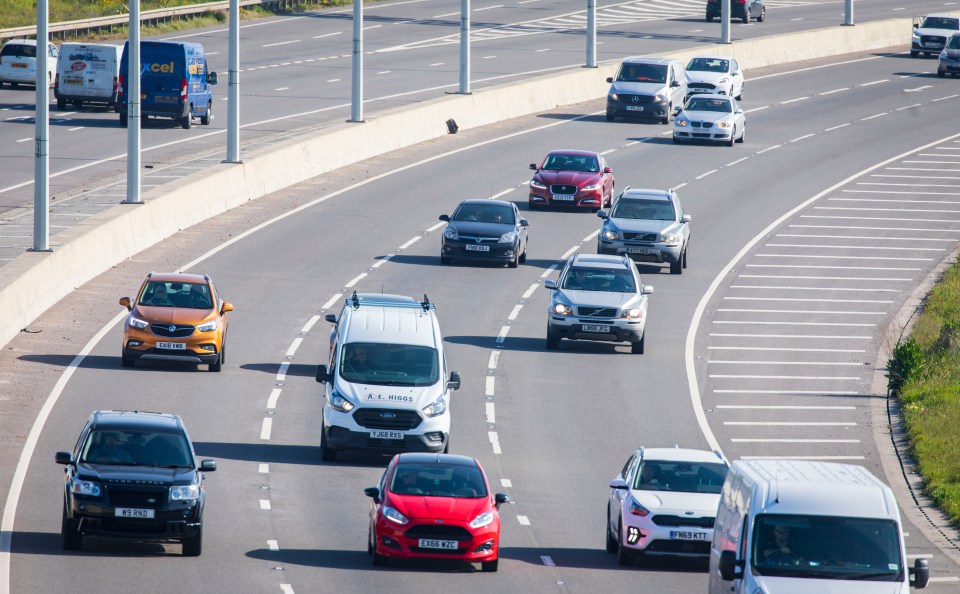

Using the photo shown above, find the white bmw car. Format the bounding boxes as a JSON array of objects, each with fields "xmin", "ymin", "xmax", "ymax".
[
  {"xmin": 685, "ymin": 55, "xmax": 744, "ymax": 100},
  {"xmin": 607, "ymin": 447, "xmax": 728, "ymax": 565},
  {"xmin": 673, "ymin": 94, "xmax": 746, "ymax": 147}
]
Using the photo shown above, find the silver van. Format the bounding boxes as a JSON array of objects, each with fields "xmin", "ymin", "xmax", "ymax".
[
  {"xmin": 605, "ymin": 56, "xmax": 687, "ymax": 124},
  {"xmin": 55, "ymin": 43, "xmax": 123, "ymax": 110}
]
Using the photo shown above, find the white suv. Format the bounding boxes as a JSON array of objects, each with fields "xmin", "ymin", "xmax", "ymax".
[
  {"xmin": 607, "ymin": 447, "xmax": 729, "ymax": 565},
  {"xmin": 545, "ymin": 253, "xmax": 653, "ymax": 353}
]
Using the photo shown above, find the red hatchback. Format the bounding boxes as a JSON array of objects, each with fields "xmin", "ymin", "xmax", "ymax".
[
  {"xmin": 365, "ymin": 453, "xmax": 509, "ymax": 571},
  {"xmin": 529, "ymin": 149, "xmax": 615, "ymax": 210}
]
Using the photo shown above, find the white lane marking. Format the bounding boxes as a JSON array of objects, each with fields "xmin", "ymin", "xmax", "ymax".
[
  {"xmin": 908, "ymin": 554, "xmax": 935, "ymax": 560},
  {"xmin": 274, "ymin": 87, "xmax": 290, "ymax": 91},
  {"xmin": 717, "ymin": 308, "xmax": 885, "ymax": 315},
  {"xmin": 780, "ymin": 96, "xmax": 809, "ymax": 104},
  {"xmin": 508, "ymin": 305, "xmax": 523, "ymax": 321},
  {"xmin": 710, "ymin": 333, "xmax": 871, "ymax": 339},
  {"xmin": 928, "ymin": 577, "xmax": 960, "ymax": 583},
  {"xmin": 399, "ymin": 236, "xmax": 421, "ymax": 249},
  {"xmin": 726, "ymin": 158, "xmax": 749, "ymax": 167},
  {"xmin": 541, "ymin": 264, "xmax": 558, "ymax": 279},
  {"xmin": 501, "ymin": 479, "xmax": 512, "ymax": 487},
  {"xmin": 756, "ymin": 254, "xmax": 932, "ymax": 262},
  {"xmin": 517, "ymin": 515, "xmax": 531, "ymax": 526},
  {"xmin": 757, "ymin": 145, "xmax": 782, "ymax": 154},
  {"xmin": 474, "ymin": 4, "xmax": 503, "ymax": 10},
  {"xmin": 430, "ymin": 62, "xmax": 444, "ymax": 66},
  {"xmin": 68, "ymin": 126, "xmax": 85, "ymax": 132},
  {"xmin": 541, "ymin": 555, "xmax": 556, "ymax": 566},
  {"xmin": 713, "ymin": 321, "xmax": 875, "ymax": 327},
  {"xmin": 583, "ymin": 229, "xmax": 599, "ymax": 241},
  {"xmin": 561, "ymin": 245, "xmax": 578, "ymax": 260},
  {"xmin": 345, "ymin": 273, "xmax": 367, "ymax": 288},
  {"xmin": 262, "ymin": 39, "xmax": 300, "ymax": 47},
  {"xmin": 259, "ymin": 463, "xmax": 269, "ymax": 474},
  {"xmin": 522, "ymin": 284, "xmax": 538, "ymax": 299},
  {"xmin": 487, "ymin": 188, "xmax": 514, "ymax": 200},
  {"xmin": 496, "ymin": 326, "xmax": 510, "ymax": 343},
  {"xmin": 724, "ymin": 296, "xmax": 893, "ymax": 303},
  {"xmin": 731, "ymin": 285, "xmax": 900, "ymax": 293},
  {"xmin": 825, "ymin": 123, "xmax": 850, "ymax": 132},
  {"xmin": 280, "ymin": 585, "xmax": 296, "ymax": 594},
  {"xmin": 767, "ymin": 243, "xmax": 942, "ymax": 252},
  {"xmin": 708, "ymin": 346, "xmax": 865, "ymax": 353},
  {"xmin": 277, "ymin": 361, "xmax": 290, "ymax": 381},
  {"xmin": 724, "ymin": 421, "xmax": 857, "ymax": 426},
  {"xmin": 260, "ymin": 499, "xmax": 272, "ymax": 510},
  {"xmin": 860, "ymin": 112, "xmax": 888, "ymax": 121},
  {"xmin": 486, "ymin": 402, "xmax": 496, "ymax": 424},
  {"xmin": 267, "ymin": 389, "xmax": 282, "ymax": 410},
  {"xmin": 746, "ymin": 263, "xmax": 920, "ymax": 271},
  {"xmin": 261, "ymin": 418, "xmax": 273, "ymax": 440},
  {"xmin": 313, "ymin": 32, "xmax": 342, "ymax": 39},
  {"xmin": 536, "ymin": 48, "xmax": 550, "ymax": 53},
  {"xmin": 717, "ymin": 405, "xmax": 856, "ymax": 410},
  {"xmin": 302, "ymin": 315, "xmax": 320, "ymax": 333},
  {"xmin": 696, "ymin": 170, "xmax": 718, "ymax": 180},
  {"xmin": 790, "ymin": 223, "xmax": 960, "ymax": 233},
  {"xmin": 933, "ymin": 94, "xmax": 960, "ymax": 102},
  {"xmin": 733, "ymin": 439, "xmax": 860, "ymax": 443},
  {"xmin": 778, "ymin": 233, "xmax": 953, "ymax": 242},
  {"xmin": 744, "ymin": 106, "xmax": 769, "ymax": 113},
  {"xmin": 859, "ymin": 79, "xmax": 888, "ymax": 86},
  {"xmin": 486, "ymin": 376, "xmax": 495, "ymax": 396},
  {"xmin": 326, "ymin": 78, "xmax": 341, "ymax": 83},
  {"xmin": 286, "ymin": 337, "xmax": 303, "ymax": 356},
  {"xmin": 600, "ymin": 149, "xmax": 616, "ymax": 155},
  {"xmin": 674, "ymin": 182, "xmax": 689, "ymax": 190},
  {"xmin": 268, "ymin": 540, "xmax": 280, "ymax": 551},
  {"xmin": 488, "ymin": 351, "xmax": 500, "ymax": 370},
  {"xmin": 433, "ymin": 11, "xmax": 458, "ymax": 17},
  {"xmin": 714, "ymin": 389, "xmax": 858, "ymax": 395},
  {"xmin": 897, "ymin": 104, "xmax": 923, "ymax": 111},
  {"xmin": 377, "ymin": 70, "xmax": 392, "ymax": 75},
  {"xmin": 372, "ymin": 254, "xmax": 394, "ymax": 268},
  {"xmin": 15, "ymin": 138, "xmax": 31, "ymax": 143},
  {"xmin": 322, "ymin": 294, "xmax": 341, "ymax": 310},
  {"xmin": 426, "ymin": 221, "xmax": 445, "ymax": 232},
  {"xmin": 791, "ymin": 134, "xmax": 815, "ymax": 143},
  {"xmin": 710, "ymin": 375, "xmax": 861, "ymax": 380},
  {"xmin": 489, "ymin": 431, "xmax": 502, "ymax": 454},
  {"xmin": 708, "ymin": 360, "xmax": 865, "ymax": 367},
  {"xmin": 365, "ymin": 24, "xmax": 384, "ymax": 30},
  {"xmin": 482, "ymin": 56, "xmax": 497, "ymax": 60},
  {"xmin": 743, "ymin": 455, "xmax": 865, "ymax": 460}
]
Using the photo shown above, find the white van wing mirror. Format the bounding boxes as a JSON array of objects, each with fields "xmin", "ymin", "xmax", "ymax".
[
  {"xmin": 718, "ymin": 550, "xmax": 743, "ymax": 581},
  {"xmin": 911, "ymin": 558, "xmax": 930, "ymax": 589},
  {"xmin": 446, "ymin": 371, "xmax": 461, "ymax": 391},
  {"xmin": 316, "ymin": 364, "xmax": 331, "ymax": 384}
]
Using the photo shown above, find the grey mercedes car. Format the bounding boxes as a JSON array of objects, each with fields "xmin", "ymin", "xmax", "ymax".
[
  {"xmin": 605, "ymin": 56, "xmax": 687, "ymax": 124},
  {"xmin": 596, "ymin": 188, "xmax": 690, "ymax": 275}
]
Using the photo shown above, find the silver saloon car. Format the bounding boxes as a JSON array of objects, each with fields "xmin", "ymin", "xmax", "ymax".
[
  {"xmin": 596, "ymin": 188, "xmax": 690, "ymax": 275},
  {"xmin": 673, "ymin": 94, "xmax": 745, "ymax": 147}
]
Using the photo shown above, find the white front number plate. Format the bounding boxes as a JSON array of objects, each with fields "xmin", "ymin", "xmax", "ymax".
[
  {"xmin": 582, "ymin": 324, "xmax": 610, "ymax": 333},
  {"xmin": 370, "ymin": 429, "xmax": 404, "ymax": 440},
  {"xmin": 669, "ymin": 530, "xmax": 708, "ymax": 541},
  {"xmin": 465, "ymin": 244, "xmax": 491, "ymax": 252},
  {"xmin": 116, "ymin": 508, "xmax": 155, "ymax": 519},
  {"xmin": 157, "ymin": 342, "xmax": 186, "ymax": 350},
  {"xmin": 418, "ymin": 539, "xmax": 458, "ymax": 550},
  {"xmin": 552, "ymin": 194, "xmax": 575, "ymax": 201}
]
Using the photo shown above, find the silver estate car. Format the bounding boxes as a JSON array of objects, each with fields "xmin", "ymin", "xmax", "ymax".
[
  {"xmin": 597, "ymin": 188, "xmax": 690, "ymax": 275},
  {"xmin": 673, "ymin": 94, "xmax": 745, "ymax": 147},
  {"xmin": 545, "ymin": 253, "xmax": 653, "ymax": 354}
]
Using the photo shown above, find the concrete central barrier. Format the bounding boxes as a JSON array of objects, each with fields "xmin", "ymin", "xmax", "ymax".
[{"xmin": 0, "ymin": 15, "xmax": 929, "ymax": 349}]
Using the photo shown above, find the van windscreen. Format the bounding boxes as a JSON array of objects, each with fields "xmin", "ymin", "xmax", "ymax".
[{"xmin": 339, "ymin": 342, "xmax": 439, "ymax": 386}]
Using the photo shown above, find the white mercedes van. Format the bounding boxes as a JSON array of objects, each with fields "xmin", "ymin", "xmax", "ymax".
[
  {"xmin": 315, "ymin": 292, "xmax": 459, "ymax": 462},
  {"xmin": 54, "ymin": 43, "xmax": 122, "ymax": 110},
  {"xmin": 709, "ymin": 460, "xmax": 929, "ymax": 594}
]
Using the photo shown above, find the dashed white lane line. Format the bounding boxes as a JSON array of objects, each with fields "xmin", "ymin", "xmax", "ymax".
[
  {"xmin": 364, "ymin": 24, "xmax": 383, "ymax": 30},
  {"xmin": 372, "ymin": 254, "xmax": 394, "ymax": 268},
  {"xmin": 501, "ymin": 479, "xmax": 512, "ymax": 488},
  {"xmin": 726, "ymin": 158, "xmax": 749, "ymax": 167},
  {"xmin": 280, "ymin": 585, "xmax": 296, "ymax": 594},
  {"xmin": 267, "ymin": 539, "xmax": 280, "ymax": 551},
  {"xmin": 561, "ymin": 245, "xmax": 578, "ymax": 259},
  {"xmin": 486, "ymin": 402, "xmax": 496, "ymax": 424},
  {"xmin": 780, "ymin": 96, "xmax": 809, "ymax": 104},
  {"xmin": 825, "ymin": 123, "xmax": 850, "ymax": 132},
  {"xmin": 277, "ymin": 362, "xmax": 290, "ymax": 381},
  {"xmin": 674, "ymin": 182, "xmax": 688, "ymax": 190},
  {"xmin": 583, "ymin": 229, "xmax": 599, "ymax": 241},
  {"xmin": 820, "ymin": 88, "xmax": 849, "ymax": 95},
  {"xmin": 933, "ymin": 94, "xmax": 960, "ymax": 102},
  {"xmin": 696, "ymin": 170, "xmax": 718, "ymax": 180},
  {"xmin": 259, "ymin": 463, "xmax": 269, "ymax": 474},
  {"xmin": 426, "ymin": 221, "xmax": 445, "ymax": 232},
  {"xmin": 263, "ymin": 39, "xmax": 300, "ymax": 47},
  {"xmin": 488, "ymin": 351, "xmax": 500, "ymax": 370},
  {"xmin": 430, "ymin": 62, "xmax": 444, "ymax": 66},
  {"xmin": 724, "ymin": 421, "xmax": 857, "ymax": 426},
  {"xmin": 15, "ymin": 138, "xmax": 30, "ymax": 143},
  {"xmin": 522, "ymin": 284, "xmax": 538, "ymax": 299},
  {"xmin": 541, "ymin": 264, "xmax": 559, "ymax": 279},
  {"xmin": 517, "ymin": 515, "xmax": 531, "ymax": 526},
  {"xmin": 267, "ymin": 389, "xmax": 282, "ymax": 410},
  {"xmin": 302, "ymin": 315, "xmax": 320, "ymax": 333},
  {"xmin": 474, "ymin": 4, "xmax": 503, "ymax": 10},
  {"xmin": 860, "ymin": 112, "xmax": 888, "ymax": 121},
  {"xmin": 859, "ymin": 79, "xmax": 888, "ymax": 86},
  {"xmin": 274, "ymin": 87, "xmax": 289, "ymax": 91},
  {"xmin": 496, "ymin": 326, "xmax": 510, "ymax": 343},
  {"xmin": 399, "ymin": 236, "xmax": 421, "ymax": 250},
  {"xmin": 377, "ymin": 70, "xmax": 392, "ymax": 75},
  {"xmin": 489, "ymin": 431, "xmax": 502, "ymax": 454},
  {"xmin": 313, "ymin": 32, "xmax": 342, "ymax": 39},
  {"xmin": 286, "ymin": 338, "xmax": 303, "ymax": 356},
  {"xmin": 486, "ymin": 376, "xmax": 495, "ymax": 396},
  {"xmin": 326, "ymin": 78, "xmax": 341, "ymax": 83},
  {"xmin": 744, "ymin": 106, "xmax": 769, "ymax": 113},
  {"xmin": 541, "ymin": 555, "xmax": 556, "ymax": 566},
  {"xmin": 260, "ymin": 499, "xmax": 272, "ymax": 510},
  {"xmin": 321, "ymin": 294, "xmax": 341, "ymax": 310},
  {"xmin": 507, "ymin": 305, "xmax": 523, "ymax": 321},
  {"xmin": 791, "ymin": 134, "xmax": 815, "ymax": 143},
  {"xmin": 260, "ymin": 418, "xmax": 273, "ymax": 440},
  {"xmin": 897, "ymin": 104, "xmax": 923, "ymax": 111},
  {"xmin": 346, "ymin": 273, "xmax": 367, "ymax": 288},
  {"xmin": 68, "ymin": 126, "xmax": 84, "ymax": 132},
  {"xmin": 757, "ymin": 145, "xmax": 781, "ymax": 154}
]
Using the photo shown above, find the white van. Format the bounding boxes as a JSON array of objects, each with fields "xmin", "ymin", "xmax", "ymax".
[
  {"xmin": 54, "ymin": 43, "xmax": 122, "ymax": 110},
  {"xmin": 315, "ymin": 292, "xmax": 460, "ymax": 462},
  {"xmin": 709, "ymin": 460, "xmax": 929, "ymax": 594},
  {"xmin": 0, "ymin": 39, "xmax": 58, "ymax": 88}
]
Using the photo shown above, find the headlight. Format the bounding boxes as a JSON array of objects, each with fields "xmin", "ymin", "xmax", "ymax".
[
  {"xmin": 71, "ymin": 479, "xmax": 101, "ymax": 496},
  {"xmin": 912, "ymin": 32, "xmax": 921, "ymax": 40},
  {"xmin": 582, "ymin": 183, "xmax": 600, "ymax": 191},
  {"xmin": 499, "ymin": 231, "xmax": 517, "ymax": 243},
  {"xmin": 171, "ymin": 484, "xmax": 200, "ymax": 501},
  {"xmin": 941, "ymin": 50, "xmax": 949, "ymax": 59},
  {"xmin": 196, "ymin": 319, "xmax": 218, "ymax": 332},
  {"xmin": 529, "ymin": 179, "xmax": 546, "ymax": 189},
  {"xmin": 328, "ymin": 391, "xmax": 355, "ymax": 413},
  {"xmin": 660, "ymin": 232, "xmax": 680, "ymax": 246},
  {"xmin": 470, "ymin": 511, "xmax": 494, "ymax": 528},
  {"xmin": 652, "ymin": 92, "xmax": 666, "ymax": 103},
  {"xmin": 443, "ymin": 227, "xmax": 459, "ymax": 240},
  {"xmin": 621, "ymin": 307, "xmax": 643, "ymax": 319},
  {"xmin": 601, "ymin": 229, "xmax": 619, "ymax": 241},
  {"xmin": 422, "ymin": 394, "xmax": 447, "ymax": 417},
  {"xmin": 675, "ymin": 119, "xmax": 688, "ymax": 127},
  {"xmin": 552, "ymin": 302, "xmax": 573, "ymax": 316},
  {"xmin": 628, "ymin": 496, "xmax": 650, "ymax": 517},
  {"xmin": 716, "ymin": 121, "xmax": 732, "ymax": 129},
  {"xmin": 383, "ymin": 506, "xmax": 409, "ymax": 525},
  {"xmin": 128, "ymin": 315, "xmax": 148, "ymax": 329},
  {"xmin": 608, "ymin": 92, "xmax": 619, "ymax": 101}
]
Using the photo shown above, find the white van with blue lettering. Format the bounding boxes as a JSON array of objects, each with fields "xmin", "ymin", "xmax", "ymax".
[{"xmin": 315, "ymin": 293, "xmax": 459, "ymax": 462}]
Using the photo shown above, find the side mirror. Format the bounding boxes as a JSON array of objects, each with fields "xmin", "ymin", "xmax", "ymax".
[
  {"xmin": 681, "ymin": 214, "xmax": 691, "ymax": 223},
  {"xmin": 603, "ymin": 166, "xmax": 612, "ymax": 174},
  {"xmin": 220, "ymin": 302, "xmax": 233, "ymax": 314},
  {"xmin": 911, "ymin": 558, "xmax": 930, "ymax": 589},
  {"xmin": 55, "ymin": 451, "xmax": 73, "ymax": 465},
  {"xmin": 206, "ymin": 71, "xmax": 218, "ymax": 85},
  {"xmin": 596, "ymin": 210, "xmax": 608, "ymax": 219},
  {"xmin": 519, "ymin": 219, "xmax": 530, "ymax": 227},
  {"xmin": 316, "ymin": 364, "xmax": 330, "ymax": 384},
  {"xmin": 642, "ymin": 285, "xmax": 654, "ymax": 295},
  {"xmin": 119, "ymin": 297, "xmax": 132, "ymax": 310},
  {"xmin": 676, "ymin": 106, "xmax": 684, "ymax": 112},
  {"xmin": 200, "ymin": 459, "xmax": 217, "ymax": 472},
  {"xmin": 914, "ymin": 22, "xmax": 919, "ymax": 29},
  {"xmin": 671, "ymin": 80, "xmax": 681, "ymax": 87},
  {"xmin": 735, "ymin": 108, "xmax": 743, "ymax": 114},
  {"xmin": 364, "ymin": 487, "xmax": 381, "ymax": 503},
  {"xmin": 447, "ymin": 371, "xmax": 461, "ymax": 391},
  {"xmin": 718, "ymin": 550, "xmax": 743, "ymax": 581},
  {"xmin": 494, "ymin": 493, "xmax": 509, "ymax": 508},
  {"xmin": 439, "ymin": 214, "xmax": 450, "ymax": 222},
  {"xmin": 606, "ymin": 76, "xmax": 613, "ymax": 83},
  {"xmin": 609, "ymin": 478, "xmax": 628, "ymax": 489},
  {"xmin": 324, "ymin": 314, "xmax": 337, "ymax": 324},
  {"xmin": 544, "ymin": 279, "xmax": 558, "ymax": 290},
  {"xmin": 529, "ymin": 163, "xmax": 538, "ymax": 171}
]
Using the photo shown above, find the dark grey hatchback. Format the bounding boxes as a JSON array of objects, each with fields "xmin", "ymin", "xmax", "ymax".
[
  {"xmin": 56, "ymin": 410, "xmax": 216, "ymax": 556},
  {"xmin": 439, "ymin": 199, "xmax": 529, "ymax": 268}
]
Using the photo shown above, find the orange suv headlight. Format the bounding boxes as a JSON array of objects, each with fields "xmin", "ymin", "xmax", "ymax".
[
  {"xmin": 128, "ymin": 315, "xmax": 149, "ymax": 329},
  {"xmin": 197, "ymin": 319, "xmax": 218, "ymax": 332}
]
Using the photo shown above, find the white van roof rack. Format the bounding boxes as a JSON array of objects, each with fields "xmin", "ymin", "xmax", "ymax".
[{"xmin": 349, "ymin": 290, "xmax": 435, "ymax": 312}]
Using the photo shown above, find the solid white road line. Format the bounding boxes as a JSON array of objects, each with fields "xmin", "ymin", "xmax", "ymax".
[
  {"xmin": 717, "ymin": 405, "xmax": 857, "ymax": 410},
  {"xmin": 708, "ymin": 361, "xmax": 865, "ymax": 367},
  {"xmin": 766, "ymin": 243, "xmax": 943, "ymax": 252},
  {"xmin": 301, "ymin": 315, "xmax": 320, "ymax": 333},
  {"xmin": 713, "ymin": 321, "xmax": 876, "ymax": 327},
  {"xmin": 267, "ymin": 389, "xmax": 282, "ymax": 410},
  {"xmin": 724, "ymin": 421, "xmax": 857, "ymax": 426},
  {"xmin": 778, "ymin": 233, "xmax": 953, "ymax": 242},
  {"xmin": 286, "ymin": 337, "xmax": 303, "ymax": 356},
  {"xmin": 756, "ymin": 254, "xmax": 932, "ymax": 262},
  {"xmin": 724, "ymin": 297, "xmax": 893, "ymax": 303},
  {"xmin": 261, "ymin": 418, "xmax": 273, "ymax": 440},
  {"xmin": 742, "ymin": 455, "xmax": 865, "ymax": 460},
  {"xmin": 732, "ymin": 438, "xmax": 860, "ymax": 443},
  {"xmin": 739, "ymin": 275, "xmax": 910, "ymax": 281},
  {"xmin": 260, "ymin": 499, "xmax": 272, "ymax": 510},
  {"xmin": 259, "ymin": 464, "xmax": 269, "ymax": 474},
  {"xmin": 708, "ymin": 346, "xmax": 865, "ymax": 353},
  {"xmin": 716, "ymin": 308, "xmax": 885, "ymax": 315},
  {"xmin": 277, "ymin": 361, "xmax": 290, "ymax": 381},
  {"xmin": 268, "ymin": 540, "xmax": 280, "ymax": 551},
  {"xmin": 486, "ymin": 376, "xmax": 495, "ymax": 397},
  {"xmin": 713, "ymin": 389, "xmax": 858, "ymax": 394},
  {"xmin": 730, "ymin": 285, "xmax": 900, "ymax": 293},
  {"xmin": 746, "ymin": 263, "xmax": 920, "ymax": 271},
  {"xmin": 710, "ymin": 374, "xmax": 861, "ymax": 380},
  {"xmin": 486, "ymin": 402, "xmax": 496, "ymax": 424},
  {"xmin": 710, "ymin": 333, "xmax": 871, "ymax": 339}
]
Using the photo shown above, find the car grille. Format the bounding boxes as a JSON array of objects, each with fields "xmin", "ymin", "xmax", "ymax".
[
  {"xmin": 691, "ymin": 121, "xmax": 714, "ymax": 129},
  {"xmin": 620, "ymin": 94, "xmax": 655, "ymax": 104},
  {"xmin": 646, "ymin": 540, "xmax": 711, "ymax": 554},
  {"xmin": 458, "ymin": 235, "xmax": 500, "ymax": 244},
  {"xmin": 353, "ymin": 408, "xmax": 422, "ymax": 430},
  {"xmin": 692, "ymin": 133, "xmax": 713, "ymax": 138},
  {"xmin": 107, "ymin": 487, "xmax": 167, "ymax": 508},
  {"xmin": 576, "ymin": 307, "xmax": 617, "ymax": 318},
  {"xmin": 652, "ymin": 515, "xmax": 715, "ymax": 528},
  {"xmin": 623, "ymin": 232, "xmax": 658, "ymax": 241},
  {"xmin": 150, "ymin": 324, "xmax": 196, "ymax": 338},
  {"xmin": 550, "ymin": 184, "xmax": 577, "ymax": 195},
  {"xmin": 921, "ymin": 35, "xmax": 946, "ymax": 47},
  {"xmin": 688, "ymin": 83, "xmax": 716, "ymax": 91},
  {"xmin": 406, "ymin": 525, "xmax": 473, "ymax": 541}
]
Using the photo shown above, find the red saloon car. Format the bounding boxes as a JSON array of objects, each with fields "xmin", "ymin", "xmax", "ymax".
[
  {"xmin": 528, "ymin": 149, "xmax": 615, "ymax": 210},
  {"xmin": 365, "ymin": 453, "xmax": 510, "ymax": 571}
]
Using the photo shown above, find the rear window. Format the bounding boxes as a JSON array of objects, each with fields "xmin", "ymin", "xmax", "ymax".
[{"xmin": 1, "ymin": 43, "xmax": 36, "ymax": 59}]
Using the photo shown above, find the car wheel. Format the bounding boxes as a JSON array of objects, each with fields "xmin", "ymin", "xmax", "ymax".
[
  {"xmin": 519, "ymin": 244, "xmax": 528, "ymax": 263},
  {"xmin": 631, "ymin": 334, "xmax": 645, "ymax": 355},
  {"xmin": 742, "ymin": 13, "xmax": 750, "ymax": 24},
  {"xmin": 670, "ymin": 258, "xmax": 682, "ymax": 275},
  {"xmin": 938, "ymin": 71, "xmax": 945, "ymax": 78},
  {"xmin": 181, "ymin": 106, "xmax": 192, "ymax": 130},
  {"xmin": 440, "ymin": 255, "xmax": 452, "ymax": 264},
  {"xmin": 320, "ymin": 428, "xmax": 337, "ymax": 462},
  {"xmin": 210, "ymin": 344, "xmax": 223, "ymax": 372},
  {"xmin": 373, "ymin": 543, "xmax": 389, "ymax": 567},
  {"xmin": 660, "ymin": 105, "xmax": 671, "ymax": 125},
  {"xmin": 616, "ymin": 519, "xmax": 632, "ymax": 565},
  {"xmin": 682, "ymin": 244, "xmax": 689, "ymax": 269},
  {"xmin": 605, "ymin": 112, "xmax": 615, "ymax": 122},
  {"xmin": 368, "ymin": 525, "xmax": 375, "ymax": 555},
  {"xmin": 10, "ymin": 82, "xmax": 18, "ymax": 89},
  {"xmin": 121, "ymin": 353, "xmax": 135, "ymax": 368},
  {"xmin": 727, "ymin": 128, "xmax": 736, "ymax": 147},
  {"xmin": 508, "ymin": 249, "xmax": 519, "ymax": 268},
  {"xmin": 201, "ymin": 101, "xmax": 212, "ymax": 125},
  {"xmin": 911, "ymin": 50, "xmax": 919, "ymax": 58},
  {"xmin": 56, "ymin": 98, "xmax": 65, "ymax": 110},
  {"xmin": 736, "ymin": 125, "xmax": 746, "ymax": 144},
  {"xmin": 546, "ymin": 329, "xmax": 560, "ymax": 350},
  {"xmin": 672, "ymin": 135, "xmax": 682, "ymax": 144},
  {"xmin": 119, "ymin": 112, "xmax": 128, "ymax": 127},
  {"xmin": 606, "ymin": 508, "xmax": 618, "ymax": 553},
  {"xmin": 182, "ymin": 525, "xmax": 202, "ymax": 556},
  {"xmin": 735, "ymin": 87, "xmax": 743, "ymax": 100},
  {"xmin": 706, "ymin": 14, "xmax": 713, "ymax": 22},
  {"xmin": 443, "ymin": 437, "xmax": 450, "ymax": 454},
  {"xmin": 757, "ymin": 7, "xmax": 765, "ymax": 22},
  {"xmin": 482, "ymin": 559, "xmax": 499, "ymax": 572},
  {"xmin": 61, "ymin": 504, "xmax": 82, "ymax": 551}
]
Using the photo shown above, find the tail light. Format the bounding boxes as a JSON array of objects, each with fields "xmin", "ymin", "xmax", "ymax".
[
  {"xmin": 112, "ymin": 76, "xmax": 118, "ymax": 95},
  {"xmin": 180, "ymin": 78, "xmax": 188, "ymax": 101},
  {"xmin": 54, "ymin": 73, "xmax": 59, "ymax": 90},
  {"xmin": 118, "ymin": 74, "xmax": 124, "ymax": 97}
]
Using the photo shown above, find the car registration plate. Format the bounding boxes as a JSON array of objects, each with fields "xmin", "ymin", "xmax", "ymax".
[
  {"xmin": 552, "ymin": 194, "xmax": 575, "ymax": 201},
  {"xmin": 116, "ymin": 508, "xmax": 155, "ymax": 519},
  {"xmin": 418, "ymin": 539, "xmax": 458, "ymax": 550},
  {"xmin": 627, "ymin": 247, "xmax": 656, "ymax": 255},
  {"xmin": 157, "ymin": 341, "xmax": 186, "ymax": 350},
  {"xmin": 465, "ymin": 244, "xmax": 490, "ymax": 252},
  {"xmin": 669, "ymin": 530, "xmax": 708, "ymax": 541},
  {"xmin": 370, "ymin": 429, "xmax": 404, "ymax": 440},
  {"xmin": 582, "ymin": 324, "xmax": 610, "ymax": 333},
  {"xmin": 63, "ymin": 77, "xmax": 83, "ymax": 85},
  {"xmin": 626, "ymin": 105, "xmax": 644, "ymax": 112},
  {"xmin": 12, "ymin": 63, "xmax": 27, "ymax": 69}
]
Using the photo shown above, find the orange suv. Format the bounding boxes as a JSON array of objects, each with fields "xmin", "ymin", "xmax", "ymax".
[{"xmin": 119, "ymin": 272, "xmax": 233, "ymax": 372}]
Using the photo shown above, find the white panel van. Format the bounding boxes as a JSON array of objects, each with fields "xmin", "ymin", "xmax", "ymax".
[
  {"xmin": 54, "ymin": 43, "xmax": 123, "ymax": 110},
  {"xmin": 315, "ymin": 293, "xmax": 460, "ymax": 462},
  {"xmin": 709, "ymin": 460, "xmax": 929, "ymax": 594}
]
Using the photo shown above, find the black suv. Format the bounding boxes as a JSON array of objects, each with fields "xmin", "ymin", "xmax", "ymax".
[{"xmin": 56, "ymin": 410, "xmax": 216, "ymax": 556}]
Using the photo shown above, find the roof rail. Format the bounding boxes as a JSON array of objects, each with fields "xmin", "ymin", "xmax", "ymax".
[{"xmin": 348, "ymin": 290, "xmax": 436, "ymax": 311}]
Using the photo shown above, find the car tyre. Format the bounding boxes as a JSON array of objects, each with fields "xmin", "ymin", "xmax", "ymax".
[
  {"xmin": 508, "ymin": 250, "xmax": 519, "ymax": 268},
  {"xmin": 670, "ymin": 258, "xmax": 682, "ymax": 275},
  {"xmin": 201, "ymin": 101, "xmax": 212, "ymax": 125},
  {"xmin": 519, "ymin": 244, "xmax": 528, "ymax": 264},
  {"xmin": 742, "ymin": 13, "xmax": 750, "ymax": 24},
  {"xmin": 605, "ymin": 508, "xmax": 618, "ymax": 553},
  {"xmin": 182, "ymin": 526, "xmax": 202, "ymax": 556},
  {"xmin": 56, "ymin": 98, "xmax": 66, "ymax": 110},
  {"xmin": 938, "ymin": 71, "xmax": 945, "ymax": 78},
  {"xmin": 605, "ymin": 112, "xmax": 615, "ymax": 122},
  {"xmin": 727, "ymin": 128, "xmax": 736, "ymax": 147},
  {"xmin": 373, "ymin": 543, "xmax": 389, "ymax": 567},
  {"xmin": 119, "ymin": 112, "xmax": 128, "ymax": 127},
  {"xmin": 706, "ymin": 14, "xmax": 713, "ymax": 23},
  {"xmin": 682, "ymin": 244, "xmax": 689, "ymax": 269},
  {"xmin": 736, "ymin": 126, "xmax": 746, "ymax": 144},
  {"xmin": 440, "ymin": 255, "xmax": 452, "ymax": 264},
  {"xmin": 320, "ymin": 429, "xmax": 337, "ymax": 462},
  {"xmin": 616, "ymin": 519, "xmax": 632, "ymax": 565},
  {"xmin": 546, "ymin": 330, "xmax": 560, "ymax": 350},
  {"xmin": 181, "ymin": 106, "xmax": 192, "ymax": 130},
  {"xmin": 660, "ymin": 105, "xmax": 671, "ymax": 125},
  {"xmin": 210, "ymin": 344, "xmax": 223, "ymax": 372},
  {"xmin": 482, "ymin": 559, "xmax": 499, "ymax": 572},
  {"xmin": 631, "ymin": 334, "xmax": 645, "ymax": 355},
  {"xmin": 61, "ymin": 504, "xmax": 82, "ymax": 551},
  {"xmin": 121, "ymin": 353, "xmax": 135, "ymax": 368},
  {"xmin": 757, "ymin": 7, "xmax": 765, "ymax": 22},
  {"xmin": 911, "ymin": 50, "xmax": 919, "ymax": 58},
  {"xmin": 672, "ymin": 135, "xmax": 682, "ymax": 144}
]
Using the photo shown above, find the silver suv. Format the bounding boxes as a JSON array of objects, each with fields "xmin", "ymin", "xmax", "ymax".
[
  {"xmin": 597, "ymin": 188, "xmax": 690, "ymax": 275},
  {"xmin": 545, "ymin": 253, "xmax": 653, "ymax": 354}
]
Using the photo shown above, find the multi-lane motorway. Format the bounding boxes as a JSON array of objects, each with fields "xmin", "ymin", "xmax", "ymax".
[{"xmin": 4, "ymin": 0, "xmax": 960, "ymax": 592}]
